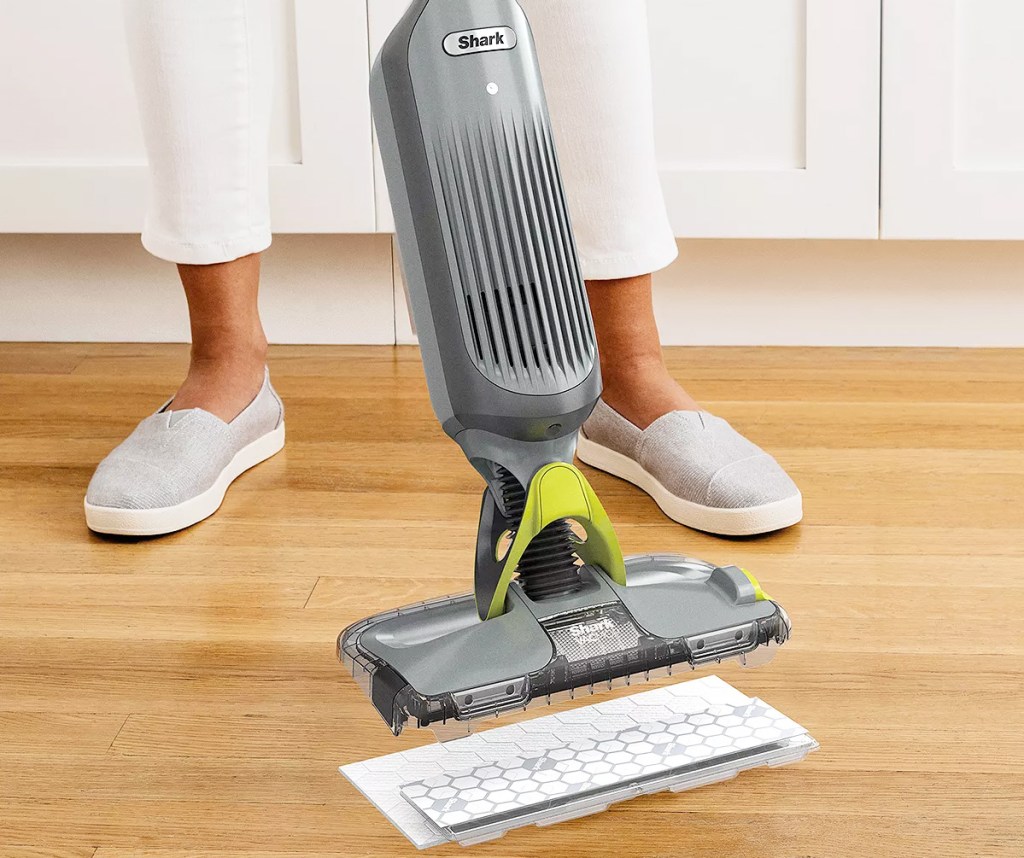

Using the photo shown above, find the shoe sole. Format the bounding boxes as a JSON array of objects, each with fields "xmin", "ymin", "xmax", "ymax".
[
  {"xmin": 84, "ymin": 422, "xmax": 286, "ymax": 537},
  {"xmin": 576, "ymin": 433, "xmax": 802, "ymax": 537}
]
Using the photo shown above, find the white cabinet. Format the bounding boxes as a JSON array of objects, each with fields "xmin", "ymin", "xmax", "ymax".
[
  {"xmin": 0, "ymin": 0, "xmax": 375, "ymax": 233},
  {"xmin": 8, "ymin": 0, "xmax": 1024, "ymax": 243},
  {"xmin": 882, "ymin": 0, "xmax": 1024, "ymax": 238},
  {"xmin": 649, "ymin": 0, "xmax": 881, "ymax": 239}
]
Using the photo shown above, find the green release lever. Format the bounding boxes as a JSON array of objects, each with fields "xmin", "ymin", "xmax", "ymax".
[{"xmin": 483, "ymin": 462, "xmax": 627, "ymax": 620}]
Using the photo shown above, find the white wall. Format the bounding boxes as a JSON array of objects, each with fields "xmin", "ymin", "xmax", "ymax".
[{"xmin": 1, "ymin": 234, "xmax": 1018, "ymax": 347}]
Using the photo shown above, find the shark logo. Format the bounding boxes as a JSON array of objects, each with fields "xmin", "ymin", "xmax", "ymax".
[
  {"xmin": 566, "ymin": 617, "xmax": 616, "ymax": 646},
  {"xmin": 443, "ymin": 26, "xmax": 518, "ymax": 57}
]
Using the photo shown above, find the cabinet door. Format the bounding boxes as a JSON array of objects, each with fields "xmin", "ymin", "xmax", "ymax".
[
  {"xmin": 882, "ymin": 0, "xmax": 1024, "ymax": 238},
  {"xmin": 649, "ymin": 0, "xmax": 880, "ymax": 238},
  {"xmin": 0, "ymin": 0, "xmax": 374, "ymax": 233}
]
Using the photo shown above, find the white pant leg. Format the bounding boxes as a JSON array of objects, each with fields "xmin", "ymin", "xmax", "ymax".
[
  {"xmin": 521, "ymin": 0, "xmax": 678, "ymax": 280},
  {"xmin": 123, "ymin": 0, "xmax": 674, "ymax": 278},
  {"xmin": 123, "ymin": 0, "xmax": 273, "ymax": 265}
]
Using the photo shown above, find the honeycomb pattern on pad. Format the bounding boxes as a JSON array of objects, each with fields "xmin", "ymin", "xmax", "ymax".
[{"xmin": 402, "ymin": 699, "xmax": 803, "ymax": 830}]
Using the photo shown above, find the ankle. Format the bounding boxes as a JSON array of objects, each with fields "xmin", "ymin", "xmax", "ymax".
[
  {"xmin": 600, "ymin": 360, "xmax": 699, "ymax": 429},
  {"xmin": 170, "ymin": 338, "xmax": 269, "ymax": 421},
  {"xmin": 189, "ymin": 329, "xmax": 268, "ymax": 369},
  {"xmin": 185, "ymin": 348, "xmax": 267, "ymax": 396},
  {"xmin": 601, "ymin": 353, "xmax": 667, "ymax": 388},
  {"xmin": 185, "ymin": 353, "xmax": 266, "ymax": 389}
]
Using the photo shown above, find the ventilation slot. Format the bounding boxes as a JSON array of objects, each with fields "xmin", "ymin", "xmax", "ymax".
[{"xmin": 427, "ymin": 110, "xmax": 596, "ymax": 395}]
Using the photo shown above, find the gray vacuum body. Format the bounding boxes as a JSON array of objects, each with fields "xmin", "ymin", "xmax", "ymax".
[
  {"xmin": 341, "ymin": 0, "xmax": 792, "ymax": 736},
  {"xmin": 371, "ymin": 0, "xmax": 599, "ymax": 489}
]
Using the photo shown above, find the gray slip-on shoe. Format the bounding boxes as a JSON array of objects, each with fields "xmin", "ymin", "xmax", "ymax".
[
  {"xmin": 85, "ymin": 368, "xmax": 285, "ymax": 536},
  {"xmin": 576, "ymin": 399, "xmax": 802, "ymax": 537}
]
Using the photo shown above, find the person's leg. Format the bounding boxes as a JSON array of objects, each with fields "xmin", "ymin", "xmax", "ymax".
[
  {"xmin": 523, "ymin": 0, "xmax": 802, "ymax": 535},
  {"xmin": 586, "ymin": 275, "xmax": 698, "ymax": 428},
  {"xmin": 124, "ymin": 0, "xmax": 273, "ymax": 422},
  {"xmin": 522, "ymin": 0, "xmax": 691, "ymax": 429},
  {"xmin": 85, "ymin": 1, "xmax": 283, "ymax": 536}
]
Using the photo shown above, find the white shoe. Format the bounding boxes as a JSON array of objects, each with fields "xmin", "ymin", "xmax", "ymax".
[
  {"xmin": 577, "ymin": 400, "xmax": 802, "ymax": 537},
  {"xmin": 85, "ymin": 368, "xmax": 285, "ymax": 536}
]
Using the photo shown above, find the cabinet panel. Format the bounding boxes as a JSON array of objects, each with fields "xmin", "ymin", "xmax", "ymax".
[
  {"xmin": 955, "ymin": 1, "xmax": 1024, "ymax": 170},
  {"xmin": 0, "ymin": 0, "xmax": 374, "ymax": 233},
  {"xmin": 652, "ymin": 0, "xmax": 807, "ymax": 172},
  {"xmin": 650, "ymin": 0, "xmax": 880, "ymax": 238},
  {"xmin": 883, "ymin": 0, "xmax": 1024, "ymax": 238}
]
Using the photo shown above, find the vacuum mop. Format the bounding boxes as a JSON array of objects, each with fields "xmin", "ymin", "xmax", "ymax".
[{"xmin": 340, "ymin": 0, "xmax": 792, "ymax": 736}]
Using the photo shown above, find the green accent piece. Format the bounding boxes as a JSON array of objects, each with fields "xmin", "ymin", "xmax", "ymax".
[
  {"xmin": 740, "ymin": 567, "xmax": 770, "ymax": 601},
  {"xmin": 485, "ymin": 462, "xmax": 627, "ymax": 620}
]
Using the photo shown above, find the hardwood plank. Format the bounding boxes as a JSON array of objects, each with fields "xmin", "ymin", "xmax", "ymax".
[
  {"xmin": 0, "ymin": 712, "xmax": 127, "ymax": 756},
  {"xmin": 0, "ymin": 574, "xmax": 317, "ymax": 610},
  {"xmin": 1, "ymin": 603, "xmax": 1019, "ymax": 652},
  {"xmin": 106, "ymin": 711, "xmax": 1023, "ymax": 774},
  {"xmin": 3, "ymin": 793, "xmax": 1021, "ymax": 856},
  {"xmin": 2, "ymin": 644, "xmax": 1020, "ymax": 728},
  {"xmin": 0, "ymin": 341, "xmax": 91, "ymax": 375},
  {"xmin": 86, "ymin": 813, "xmax": 1024, "ymax": 858}
]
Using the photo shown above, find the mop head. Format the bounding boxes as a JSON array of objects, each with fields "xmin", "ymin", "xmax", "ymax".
[{"xmin": 340, "ymin": 552, "xmax": 789, "ymax": 735}]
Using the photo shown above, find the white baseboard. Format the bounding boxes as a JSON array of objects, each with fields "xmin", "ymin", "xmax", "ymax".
[
  {"xmin": 1, "ymin": 235, "xmax": 1020, "ymax": 347},
  {"xmin": 652, "ymin": 239, "xmax": 1021, "ymax": 347},
  {"xmin": 0, "ymin": 233, "xmax": 395, "ymax": 344}
]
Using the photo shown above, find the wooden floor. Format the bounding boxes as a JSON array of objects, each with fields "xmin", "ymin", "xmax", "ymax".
[{"xmin": 1, "ymin": 343, "xmax": 1022, "ymax": 858}]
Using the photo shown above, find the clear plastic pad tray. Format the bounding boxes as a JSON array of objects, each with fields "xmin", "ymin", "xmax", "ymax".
[{"xmin": 341, "ymin": 676, "xmax": 817, "ymax": 849}]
